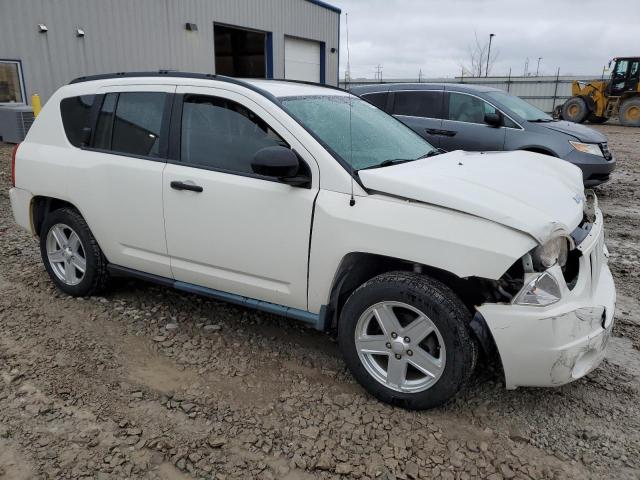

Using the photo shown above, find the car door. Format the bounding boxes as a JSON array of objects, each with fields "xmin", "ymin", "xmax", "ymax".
[
  {"xmin": 162, "ymin": 86, "xmax": 320, "ymax": 310},
  {"xmin": 390, "ymin": 89, "xmax": 444, "ymax": 147},
  {"xmin": 65, "ymin": 85, "xmax": 175, "ymax": 277},
  {"xmin": 439, "ymin": 90, "xmax": 506, "ymax": 152}
]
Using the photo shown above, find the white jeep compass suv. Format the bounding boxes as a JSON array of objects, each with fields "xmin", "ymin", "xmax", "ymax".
[{"xmin": 9, "ymin": 72, "xmax": 616, "ymax": 409}]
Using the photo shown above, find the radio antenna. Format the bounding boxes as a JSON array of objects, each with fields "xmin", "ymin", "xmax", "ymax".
[{"xmin": 346, "ymin": 12, "xmax": 356, "ymax": 207}]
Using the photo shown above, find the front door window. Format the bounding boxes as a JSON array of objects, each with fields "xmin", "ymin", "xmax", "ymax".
[{"xmin": 448, "ymin": 92, "xmax": 498, "ymax": 124}]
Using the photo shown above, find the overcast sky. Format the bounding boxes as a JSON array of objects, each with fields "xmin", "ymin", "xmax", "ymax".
[{"xmin": 336, "ymin": 0, "xmax": 638, "ymax": 80}]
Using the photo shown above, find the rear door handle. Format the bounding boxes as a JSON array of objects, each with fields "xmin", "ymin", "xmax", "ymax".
[
  {"xmin": 426, "ymin": 128, "xmax": 441, "ymax": 135},
  {"xmin": 170, "ymin": 181, "xmax": 203, "ymax": 193}
]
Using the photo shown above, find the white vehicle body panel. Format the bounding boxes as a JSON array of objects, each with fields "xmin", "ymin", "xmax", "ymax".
[
  {"xmin": 307, "ymin": 189, "xmax": 538, "ymax": 313},
  {"xmin": 358, "ymin": 150, "xmax": 585, "ymax": 244},
  {"xmin": 163, "ymin": 85, "xmax": 320, "ymax": 309},
  {"xmin": 14, "ymin": 82, "xmax": 175, "ymax": 277}
]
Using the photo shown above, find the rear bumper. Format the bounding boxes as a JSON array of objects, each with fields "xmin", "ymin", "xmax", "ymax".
[
  {"xmin": 9, "ymin": 187, "xmax": 34, "ymax": 234},
  {"xmin": 563, "ymin": 150, "xmax": 616, "ymax": 186},
  {"xmin": 479, "ymin": 208, "xmax": 616, "ymax": 388}
]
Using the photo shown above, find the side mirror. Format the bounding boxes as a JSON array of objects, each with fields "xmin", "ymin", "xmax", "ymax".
[
  {"xmin": 484, "ymin": 112, "xmax": 502, "ymax": 127},
  {"xmin": 251, "ymin": 146, "xmax": 311, "ymax": 188}
]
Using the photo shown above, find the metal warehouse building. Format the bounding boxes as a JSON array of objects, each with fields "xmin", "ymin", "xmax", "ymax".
[{"xmin": 0, "ymin": 0, "xmax": 341, "ymax": 104}]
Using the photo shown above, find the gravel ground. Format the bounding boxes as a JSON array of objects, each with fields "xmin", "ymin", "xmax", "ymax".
[{"xmin": 0, "ymin": 125, "xmax": 639, "ymax": 480}]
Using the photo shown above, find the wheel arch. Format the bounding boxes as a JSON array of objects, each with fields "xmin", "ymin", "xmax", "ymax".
[
  {"xmin": 323, "ymin": 252, "xmax": 499, "ymax": 350},
  {"xmin": 520, "ymin": 146, "xmax": 558, "ymax": 157},
  {"xmin": 31, "ymin": 196, "xmax": 82, "ymax": 237},
  {"xmin": 324, "ymin": 252, "xmax": 503, "ymax": 374}
]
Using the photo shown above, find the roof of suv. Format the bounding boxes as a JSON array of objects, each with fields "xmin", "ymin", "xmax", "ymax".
[{"xmin": 69, "ymin": 71, "xmax": 349, "ymax": 99}]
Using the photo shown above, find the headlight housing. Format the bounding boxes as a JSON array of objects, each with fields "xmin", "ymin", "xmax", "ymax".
[
  {"xmin": 514, "ymin": 272, "xmax": 561, "ymax": 306},
  {"xmin": 532, "ymin": 236, "xmax": 569, "ymax": 269},
  {"xmin": 569, "ymin": 141, "xmax": 603, "ymax": 157}
]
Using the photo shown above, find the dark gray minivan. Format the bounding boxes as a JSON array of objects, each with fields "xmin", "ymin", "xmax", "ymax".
[{"xmin": 351, "ymin": 83, "xmax": 616, "ymax": 186}]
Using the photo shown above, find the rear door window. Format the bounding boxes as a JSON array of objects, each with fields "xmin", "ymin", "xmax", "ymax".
[
  {"xmin": 361, "ymin": 92, "xmax": 388, "ymax": 111},
  {"xmin": 392, "ymin": 91, "xmax": 443, "ymax": 119},
  {"xmin": 60, "ymin": 95, "xmax": 96, "ymax": 147},
  {"xmin": 92, "ymin": 92, "xmax": 167, "ymax": 157}
]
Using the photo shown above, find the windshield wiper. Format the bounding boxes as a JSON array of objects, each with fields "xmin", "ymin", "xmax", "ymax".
[
  {"xmin": 529, "ymin": 118, "xmax": 555, "ymax": 123},
  {"xmin": 357, "ymin": 158, "xmax": 414, "ymax": 171},
  {"xmin": 419, "ymin": 148, "xmax": 447, "ymax": 158}
]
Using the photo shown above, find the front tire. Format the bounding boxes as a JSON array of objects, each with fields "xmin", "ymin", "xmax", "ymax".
[
  {"xmin": 338, "ymin": 272, "xmax": 477, "ymax": 410},
  {"xmin": 40, "ymin": 208, "xmax": 109, "ymax": 296},
  {"xmin": 619, "ymin": 98, "xmax": 640, "ymax": 127},
  {"xmin": 562, "ymin": 97, "xmax": 588, "ymax": 123}
]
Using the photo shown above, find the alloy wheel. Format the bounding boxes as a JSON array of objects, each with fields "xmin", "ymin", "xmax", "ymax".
[
  {"xmin": 354, "ymin": 301, "xmax": 446, "ymax": 393},
  {"xmin": 46, "ymin": 223, "xmax": 87, "ymax": 286}
]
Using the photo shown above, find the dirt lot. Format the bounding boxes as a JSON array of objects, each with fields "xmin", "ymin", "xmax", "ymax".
[{"xmin": 1, "ymin": 125, "xmax": 639, "ymax": 480}]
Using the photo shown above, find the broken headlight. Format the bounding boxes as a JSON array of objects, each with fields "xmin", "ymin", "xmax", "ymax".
[
  {"xmin": 513, "ymin": 272, "xmax": 561, "ymax": 306},
  {"xmin": 532, "ymin": 236, "xmax": 569, "ymax": 269}
]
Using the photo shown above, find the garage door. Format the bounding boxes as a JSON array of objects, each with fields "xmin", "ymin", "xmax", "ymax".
[{"xmin": 284, "ymin": 37, "xmax": 321, "ymax": 83}]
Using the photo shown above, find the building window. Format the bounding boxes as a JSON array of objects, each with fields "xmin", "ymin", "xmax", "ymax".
[
  {"xmin": 0, "ymin": 60, "xmax": 26, "ymax": 103},
  {"xmin": 214, "ymin": 24, "xmax": 268, "ymax": 78}
]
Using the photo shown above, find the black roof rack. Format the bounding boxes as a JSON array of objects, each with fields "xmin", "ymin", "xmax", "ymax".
[
  {"xmin": 69, "ymin": 70, "xmax": 347, "ymax": 92},
  {"xmin": 69, "ymin": 70, "xmax": 224, "ymax": 84}
]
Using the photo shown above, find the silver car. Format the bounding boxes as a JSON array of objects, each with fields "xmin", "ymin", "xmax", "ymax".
[{"xmin": 351, "ymin": 83, "xmax": 616, "ymax": 186}]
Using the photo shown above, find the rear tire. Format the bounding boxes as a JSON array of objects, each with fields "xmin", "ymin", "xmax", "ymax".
[
  {"xmin": 40, "ymin": 208, "xmax": 109, "ymax": 296},
  {"xmin": 587, "ymin": 114, "xmax": 608, "ymax": 124},
  {"xmin": 562, "ymin": 97, "xmax": 588, "ymax": 123},
  {"xmin": 619, "ymin": 98, "xmax": 640, "ymax": 127},
  {"xmin": 338, "ymin": 272, "xmax": 477, "ymax": 410}
]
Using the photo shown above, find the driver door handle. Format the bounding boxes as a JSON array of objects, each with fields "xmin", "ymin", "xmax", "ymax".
[
  {"xmin": 426, "ymin": 128, "xmax": 457, "ymax": 137},
  {"xmin": 170, "ymin": 181, "xmax": 203, "ymax": 193}
]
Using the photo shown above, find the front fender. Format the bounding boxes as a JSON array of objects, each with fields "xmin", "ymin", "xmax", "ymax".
[{"xmin": 307, "ymin": 190, "xmax": 537, "ymax": 313}]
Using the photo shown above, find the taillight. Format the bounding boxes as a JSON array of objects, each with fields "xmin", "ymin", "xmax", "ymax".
[{"xmin": 11, "ymin": 143, "xmax": 20, "ymax": 187}]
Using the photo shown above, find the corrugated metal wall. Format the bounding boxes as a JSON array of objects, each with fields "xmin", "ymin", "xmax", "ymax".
[
  {"xmin": 343, "ymin": 75, "xmax": 602, "ymax": 113},
  {"xmin": 0, "ymin": 0, "xmax": 340, "ymax": 102}
]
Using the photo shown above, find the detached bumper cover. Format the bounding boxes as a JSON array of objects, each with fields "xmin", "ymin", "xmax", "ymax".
[{"xmin": 479, "ymin": 208, "xmax": 616, "ymax": 389}]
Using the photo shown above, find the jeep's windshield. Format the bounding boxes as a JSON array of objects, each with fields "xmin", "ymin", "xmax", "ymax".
[
  {"xmin": 279, "ymin": 95, "xmax": 436, "ymax": 171},
  {"xmin": 486, "ymin": 91, "xmax": 553, "ymax": 122}
]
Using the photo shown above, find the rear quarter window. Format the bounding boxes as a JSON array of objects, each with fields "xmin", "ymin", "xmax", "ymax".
[{"xmin": 60, "ymin": 95, "xmax": 96, "ymax": 147}]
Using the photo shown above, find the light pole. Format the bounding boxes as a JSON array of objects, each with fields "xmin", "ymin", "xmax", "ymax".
[
  {"xmin": 485, "ymin": 33, "xmax": 495, "ymax": 77},
  {"xmin": 536, "ymin": 57, "xmax": 542, "ymax": 76}
]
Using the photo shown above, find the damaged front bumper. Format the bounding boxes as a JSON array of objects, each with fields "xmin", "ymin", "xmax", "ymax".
[{"xmin": 478, "ymin": 207, "xmax": 616, "ymax": 389}]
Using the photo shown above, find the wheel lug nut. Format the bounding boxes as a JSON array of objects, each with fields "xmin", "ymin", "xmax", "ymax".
[
  {"xmin": 404, "ymin": 337, "xmax": 410, "ymax": 343},
  {"xmin": 395, "ymin": 354, "xmax": 402, "ymax": 360},
  {"xmin": 391, "ymin": 332, "xmax": 397, "ymax": 338},
  {"xmin": 385, "ymin": 342, "xmax": 391, "ymax": 349},
  {"xmin": 407, "ymin": 350, "xmax": 413, "ymax": 356}
]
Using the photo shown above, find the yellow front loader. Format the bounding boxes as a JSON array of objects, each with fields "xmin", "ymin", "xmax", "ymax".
[{"xmin": 561, "ymin": 57, "xmax": 640, "ymax": 127}]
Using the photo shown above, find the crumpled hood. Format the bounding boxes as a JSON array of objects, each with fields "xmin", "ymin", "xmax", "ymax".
[
  {"xmin": 358, "ymin": 150, "xmax": 585, "ymax": 244},
  {"xmin": 538, "ymin": 120, "xmax": 606, "ymax": 143}
]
